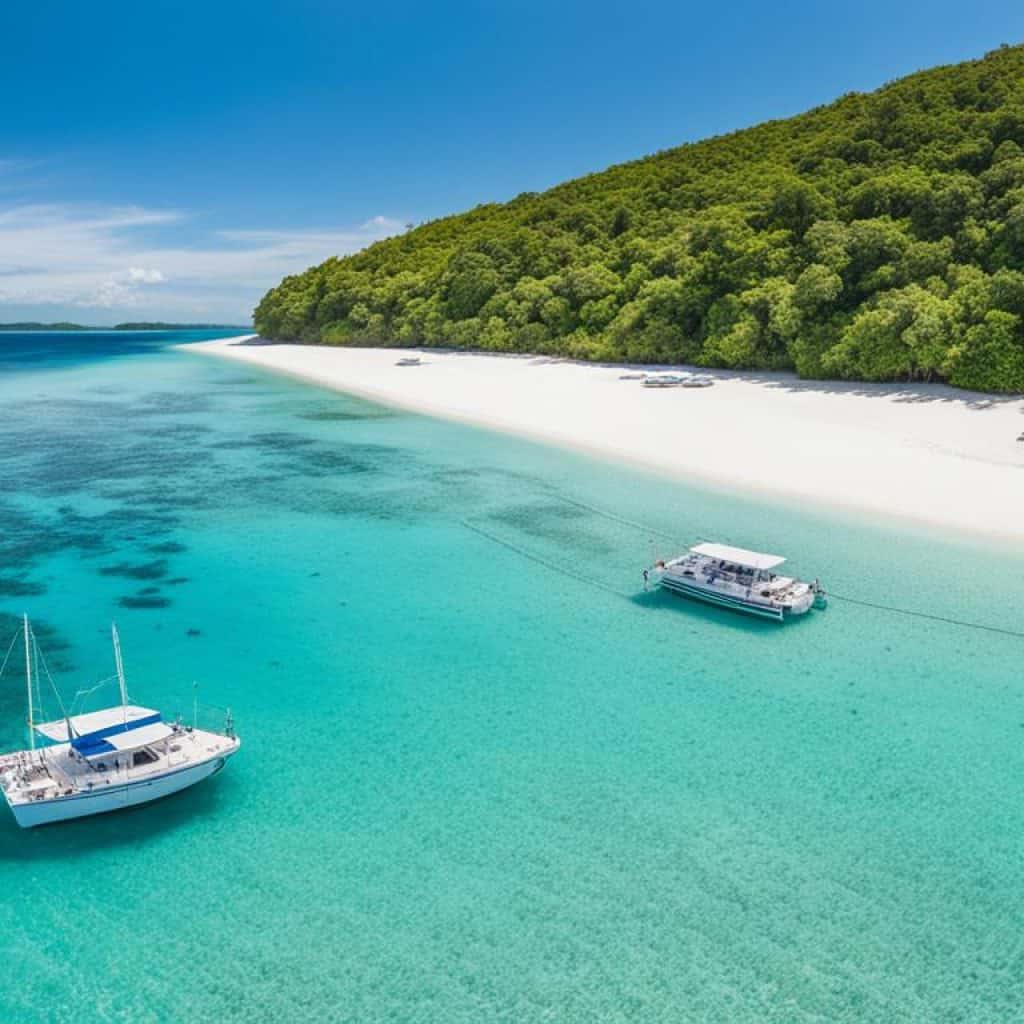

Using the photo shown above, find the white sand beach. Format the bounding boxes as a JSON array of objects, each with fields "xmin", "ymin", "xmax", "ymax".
[{"xmin": 188, "ymin": 336, "xmax": 1024, "ymax": 542}]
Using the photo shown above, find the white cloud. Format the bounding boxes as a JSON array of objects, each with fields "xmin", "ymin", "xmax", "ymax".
[
  {"xmin": 361, "ymin": 215, "xmax": 405, "ymax": 231},
  {"xmin": 126, "ymin": 267, "xmax": 166, "ymax": 284},
  {"xmin": 84, "ymin": 280, "xmax": 135, "ymax": 309},
  {"xmin": 0, "ymin": 202, "xmax": 406, "ymax": 322}
]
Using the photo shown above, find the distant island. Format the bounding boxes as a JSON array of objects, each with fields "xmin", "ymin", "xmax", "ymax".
[
  {"xmin": 0, "ymin": 322, "xmax": 91, "ymax": 331},
  {"xmin": 0, "ymin": 322, "xmax": 251, "ymax": 331},
  {"xmin": 255, "ymin": 44, "xmax": 1024, "ymax": 393}
]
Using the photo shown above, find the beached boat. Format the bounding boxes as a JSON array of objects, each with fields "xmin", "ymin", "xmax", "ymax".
[
  {"xmin": 641, "ymin": 372, "xmax": 714, "ymax": 388},
  {"xmin": 645, "ymin": 542, "xmax": 826, "ymax": 621},
  {"xmin": 0, "ymin": 617, "xmax": 239, "ymax": 828},
  {"xmin": 395, "ymin": 356, "xmax": 422, "ymax": 366}
]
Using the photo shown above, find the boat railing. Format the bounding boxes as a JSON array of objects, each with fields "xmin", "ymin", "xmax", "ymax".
[{"xmin": 161, "ymin": 698, "xmax": 236, "ymax": 739}]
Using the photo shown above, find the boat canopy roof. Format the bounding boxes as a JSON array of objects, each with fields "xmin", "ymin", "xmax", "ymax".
[
  {"xmin": 690, "ymin": 542, "xmax": 786, "ymax": 571},
  {"xmin": 34, "ymin": 704, "xmax": 163, "ymax": 756},
  {"xmin": 35, "ymin": 704, "xmax": 160, "ymax": 742},
  {"xmin": 87, "ymin": 721, "xmax": 174, "ymax": 756}
]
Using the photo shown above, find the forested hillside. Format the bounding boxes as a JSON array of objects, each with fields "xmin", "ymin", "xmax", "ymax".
[{"xmin": 255, "ymin": 45, "xmax": 1024, "ymax": 391}]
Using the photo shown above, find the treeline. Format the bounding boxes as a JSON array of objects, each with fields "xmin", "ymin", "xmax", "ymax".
[
  {"xmin": 0, "ymin": 322, "xmax": 88, "ymax": 331},
  {"xmin": 254, "ymin": 44, "xmax": 1024, "ymax": 392}
]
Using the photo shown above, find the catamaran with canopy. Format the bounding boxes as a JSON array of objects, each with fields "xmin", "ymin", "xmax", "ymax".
[
  {"xmin": 0, "ymin": 616, "xmax": 239, "ymax": 828},
  {"xmin": 646, "ymin": 542, "xmax": 826, "ymax": 621}
]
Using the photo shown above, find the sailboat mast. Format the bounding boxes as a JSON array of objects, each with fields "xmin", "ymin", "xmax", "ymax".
[
  {"xmin": 24, "ymin": 614, "xmax": 35, "ymax": 751},
  {"xmin": 112, "ymin": 622, "xmax": 127, "ymax": 728}
]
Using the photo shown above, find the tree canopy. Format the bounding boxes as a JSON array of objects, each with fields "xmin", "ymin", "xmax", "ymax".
[{"xmin": 254, "ymin": 44, "xmax": 1024, "ymax": 392}]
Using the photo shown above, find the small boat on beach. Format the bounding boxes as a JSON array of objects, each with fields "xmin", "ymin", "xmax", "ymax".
[
  {"xmin": 395, "ymin": 356, "xmax": 422, "ymax": 366},
  {"xmin": 0, "ymin": 617, "xmax": 239, "ymax": 828},
  {"xmin": 641, "ymin": 372, "xmax": 714, "ymax": 388},
  {"xmin": 645, "ymin": 542, "xmax": 826, "ymax": 621}
]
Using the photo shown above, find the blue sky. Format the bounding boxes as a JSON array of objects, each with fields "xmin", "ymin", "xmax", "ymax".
[{"xmin": 2, "ymin": 1, "xmax": 1023, "ymax": 324}]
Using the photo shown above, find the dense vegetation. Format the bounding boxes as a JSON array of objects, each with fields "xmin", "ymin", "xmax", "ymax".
[{"xmin": 255, "ymin": 45, "xmax": 1024, "ymax": 392}]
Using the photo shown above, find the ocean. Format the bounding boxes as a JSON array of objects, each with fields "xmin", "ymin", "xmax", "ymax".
[{"xmin": 0, "ymin": 330, "xmax": 1022, "ymax": 1022}]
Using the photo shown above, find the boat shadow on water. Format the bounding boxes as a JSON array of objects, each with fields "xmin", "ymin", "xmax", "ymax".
[
  {"xmin": 0, "ymin": 769, "xmax": 240, "ymax": 859},
  {"xmin": 629, "ymin": 587, "xmax": 817, "ymax": 633}
]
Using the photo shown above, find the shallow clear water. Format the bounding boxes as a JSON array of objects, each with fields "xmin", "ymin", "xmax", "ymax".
[{"xmin": 1, "ymin": 331, "xmax": 1022, "ymax": 1022}]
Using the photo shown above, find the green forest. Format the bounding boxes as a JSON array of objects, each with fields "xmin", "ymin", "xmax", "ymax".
[{"xmin": 254, "ymin": 45, "xmax": 1024, "ymax": 392}]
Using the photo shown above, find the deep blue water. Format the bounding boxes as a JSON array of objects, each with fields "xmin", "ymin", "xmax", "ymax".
[
  {"xmin": 0, "ymin": 328, "xmax": 244, "ymax": 372},
  {"xmin": 0, "ymin": 331, "xmax": 1022, "ymax": 1022}
]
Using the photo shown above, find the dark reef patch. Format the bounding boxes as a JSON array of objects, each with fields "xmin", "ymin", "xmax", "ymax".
[
  {"xmin": 285, "ymin": 441, "xmax": 411, "ymax": 480},
  {"xmin": 118, "ymin": 593, "xmax": 171, "ymax": 609},
  {"xmin": 17, "ymin": 396, "xmax": 124, "ymax": 421},
  {"xmin": 10, "ymin": 434, "xmax": 211, "ymax": 499},
  {"xmin": 321, "ymin": 492, "xmax": 410, "ymax": 520},
  {"xmin": 487, "ymin": 502, "xmax": 613, "ymax": 553},
  {"xmin": 297, "ymin": 450, "xmax": 375, "ymax": 475},
  {"xmin": 428, "ymin": 468, "xmax": 481, "ymax": 484},
  {"xmin": 146, "ymin": 540, "xmax": 187, "ymax": 555},
  {"xmin": 0, "ymin": 505, "xmax": 111, "ymax": 572},
  {"xmin": 101, "ymin": 486, "xmax": 211, "ymax": 511},
  {"xmin": 296, "ymin": 408, "xmax": 396, "ymax": 423},
  {"xmin": 99, "ymin": 560, "xmax": 169, "ymax": 581},
  {"xmin": 0, "ymin": 612, "xmax": 75, "ymax": 674},
  {"xmin": 166, "ymin": 577, "xmax": 189, "ymax": 586},
  {"xmin": 132, "ymin": 391, "xmax": 213, "ymax": 416},
  {"xmin": 211, "ymin": 431, "xmax": 316, "ymax": 452},
  {"xmin": 489, "ymin": 501, "xmax": 588, "ymax": 530},
  {"xmin": 143, "ymin": 422, "xmax": 212, "ymax": 442},
  {"xmin": 0, "ymin": 576, "xmax": 46, "ymax": 598}
]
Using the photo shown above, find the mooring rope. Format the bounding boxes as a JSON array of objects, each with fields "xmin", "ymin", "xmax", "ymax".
[
  {"xmin": 460, "ymin": 519, "xmax": 632, "ymax": 600},
  {"xmin": 551, "ymin": 494, "xmax": 729, "ymax": 555},
  {"xmin": 827, "ymin": 592, "xmax": 1024, "ymax": 640},
  {"xmin": 553, "ymin": 494, "xmax": 683, "ymax": 544}
]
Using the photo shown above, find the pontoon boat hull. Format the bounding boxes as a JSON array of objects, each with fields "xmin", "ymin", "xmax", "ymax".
[{"xmin": 657, "ymin": 574, "xmax": 791, "ymax": 620}]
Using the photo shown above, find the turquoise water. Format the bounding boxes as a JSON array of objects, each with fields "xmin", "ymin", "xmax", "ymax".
[{"xmin": 1, "ymin": 331, "xmax": 1023, "ymax": 1022}]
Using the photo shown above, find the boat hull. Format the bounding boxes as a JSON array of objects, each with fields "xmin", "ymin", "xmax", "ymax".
[
  {"xmin": 6, "ymin": 750, "xmax": 235, "ymax": 828},
  {"xmin": 657, "ymin": 574, "xmax": 788, "ymax": 621}
]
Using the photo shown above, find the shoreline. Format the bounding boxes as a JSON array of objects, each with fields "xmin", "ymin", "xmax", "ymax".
[{"xmin": 183, "ymin": 336, "xmax": 1024, "ymax": 543}]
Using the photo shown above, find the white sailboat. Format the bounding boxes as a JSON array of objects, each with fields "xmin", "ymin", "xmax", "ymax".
[{"xmin": 0, "ymin": 616, "xmax": 240, "ymax": 828}]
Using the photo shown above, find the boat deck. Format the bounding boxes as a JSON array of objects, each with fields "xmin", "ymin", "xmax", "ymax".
[
  {"xmin": 0, "ymin": 726, "xmax": 237, "ymax": 807},
  {"xmin": 651, "ymin": 544, "xmax": 822, "ymax": 619}
]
